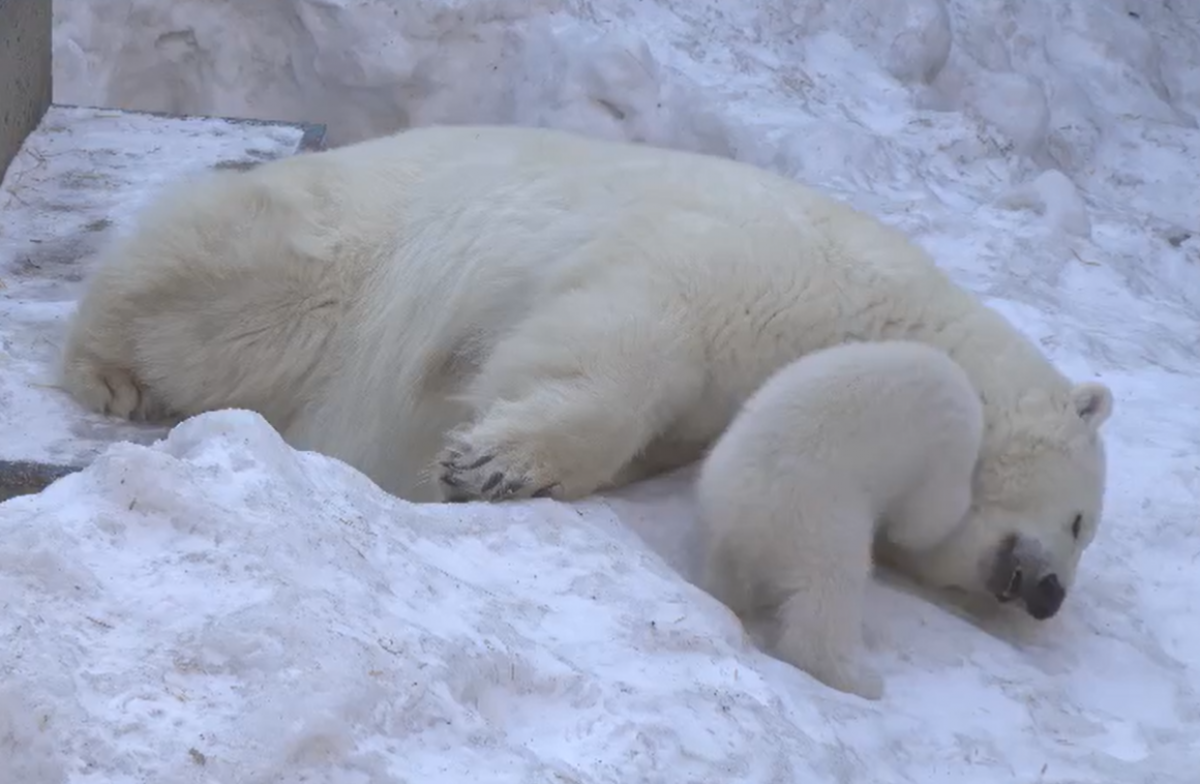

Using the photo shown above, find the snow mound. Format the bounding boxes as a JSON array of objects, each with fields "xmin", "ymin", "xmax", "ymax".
[
  {"xmin": 3, "ymin": 408, "xmax": 1199, "ymax": 782},
  {"xmin": 0, "ymin": 687, "xmax": 66, "ymax": 784},
  {"xmin": 1, "ymin": 410, "xmax": 850, "ymax": 783}
]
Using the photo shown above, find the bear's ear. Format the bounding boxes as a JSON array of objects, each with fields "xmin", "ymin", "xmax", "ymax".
[{"xmin": 1071, "ymin": 382, "xmax": 1113, "ymax": 431}]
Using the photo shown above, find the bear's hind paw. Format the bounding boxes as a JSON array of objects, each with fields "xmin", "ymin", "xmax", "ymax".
[
  {"xmin": 435, "ymin": 433, "xmax": 561, "ymax": 503},
  {"xmin": 61, "ymin": 359, "xmax": 165, "ymax": 422}
]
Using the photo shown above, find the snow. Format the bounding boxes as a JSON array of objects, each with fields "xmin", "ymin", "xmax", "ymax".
[{"xmin": 0, "ymin": 0, "xmax": 1196, "ymax": 781}]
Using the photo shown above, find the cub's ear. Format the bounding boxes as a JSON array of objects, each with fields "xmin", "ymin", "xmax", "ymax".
[{"xmin": 1071, "ymin": 382, "xmax": 1113, "ymax": 431}]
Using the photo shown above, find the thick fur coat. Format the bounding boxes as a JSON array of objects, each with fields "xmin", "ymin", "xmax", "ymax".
[{"xmin": 60, "ymin": 124, "xmax": 1114, "ymax": 623}]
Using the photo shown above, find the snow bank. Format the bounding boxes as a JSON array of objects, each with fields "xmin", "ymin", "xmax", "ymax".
[
  {"xmin": 3, "ymin": 409, "xmax": 1197, "ymax": 783},
  {"xmin": 0, "ymin": 410, "xmax": 852, "ymax": 783},
  {"xmin": 50, "ymin": 0, "xmax": 1200, "ymax": 303},
  {"xmin": 51, "ymin": 0, "xmax": 745, "ymax": 157}
]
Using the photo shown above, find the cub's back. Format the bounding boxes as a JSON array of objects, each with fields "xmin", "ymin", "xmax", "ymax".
[{"xmin": 700, "ymin": 341, "xmax": 984, "ymax": 495}]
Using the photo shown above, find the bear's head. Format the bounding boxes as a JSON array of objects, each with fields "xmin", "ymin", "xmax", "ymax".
[{"xmin": 897, "ymin": 381, "xmax": 1114, "ymax": 621}]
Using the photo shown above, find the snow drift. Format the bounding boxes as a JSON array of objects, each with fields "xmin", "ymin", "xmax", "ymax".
[{"xmin": 1, "ymin": 410, "xmax": 837, "ymax": 783}]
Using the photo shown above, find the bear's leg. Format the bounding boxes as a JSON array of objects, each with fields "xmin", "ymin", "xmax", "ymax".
[
  {"xmin": 435, "ymin": 286, "xmax": 703, "ymax": 502},
  {"xmin": 769, "ymin": 503, "xmax": 884, "ymax": 701},
  {"xmin": 60, "ymin": 279, "xmax": 173, "ymax": 422},
  {"xmin": 700, "ymin": 531, "xmax": 757, "ymax": 618}
]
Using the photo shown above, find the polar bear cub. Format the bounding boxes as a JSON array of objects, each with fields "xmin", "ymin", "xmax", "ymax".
[{"xmin": 696, "ymin": 340, "xmax": 985, "ymax": 700}]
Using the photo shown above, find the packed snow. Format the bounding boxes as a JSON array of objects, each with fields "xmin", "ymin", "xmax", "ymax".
[{"xmin": 0, "ymin": 0, "xmax": 1196, "ymax": 781}]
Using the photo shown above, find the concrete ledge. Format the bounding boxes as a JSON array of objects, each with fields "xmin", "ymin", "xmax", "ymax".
[
  {"xmin": 0, "ymin": 460, "xmax": 81, "ymax": 503},
  {"xmin": 0, "ymin": 0, "xmax": 53, "ymax": 182}
]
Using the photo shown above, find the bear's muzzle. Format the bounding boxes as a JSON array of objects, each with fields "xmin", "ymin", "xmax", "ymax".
[{"xmin": 987, "ymin": 534, "xmax": 1067, "ymax": 620}]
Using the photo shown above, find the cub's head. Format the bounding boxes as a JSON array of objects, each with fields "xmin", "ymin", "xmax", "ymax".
[{"xmin": 906, "ymin": 381, "xmax": 1114, "ymax": 621}]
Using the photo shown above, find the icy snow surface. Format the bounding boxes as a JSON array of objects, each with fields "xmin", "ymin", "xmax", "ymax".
[{"xmin": 0, "ymin": 0, "xmax": 1196, "ymax": 781}]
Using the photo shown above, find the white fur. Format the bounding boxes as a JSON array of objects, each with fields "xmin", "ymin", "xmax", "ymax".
[
  {"xmin": 60, "ymin": 124, "xmax": 1114, "ymax": 617},
  {"xmin": 695, "ymin": 341, "xmax": 985, "ymax": 700}
]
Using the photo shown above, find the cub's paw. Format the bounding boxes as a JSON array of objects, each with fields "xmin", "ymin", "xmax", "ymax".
[
  {"xmin": 435, "ymin": 430, "xmax": 563, "ymax": 503},
  {"xmin": 776, "ymin": 641, "xmax": 885, "ymax": 701},
  {"xmin": 813, "ymin": 659, "xmax": 885, "ymax": 702},
  {"xmin": 774, "ymin": 599, "xmax": 885, "ymax": 700}
]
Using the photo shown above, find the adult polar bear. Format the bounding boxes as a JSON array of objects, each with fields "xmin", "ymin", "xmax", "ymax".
[{"xmin": 60, "ymin": 124, "xmax": 1113, "ymax": 621}]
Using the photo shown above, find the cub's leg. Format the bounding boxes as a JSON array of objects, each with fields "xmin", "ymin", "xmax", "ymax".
[
  {"xmin": 756, "ymin": 499, "xmax": 884, "ymax": 700},
  {"xmin": 435, "ymin": 283, "xmax": 703, "ymax": 502},
  {"xmin": 697, "ymin": 435, "xmax": 885, "ymax": 699},
  {"xmin": 773, "ymin": 569, "xmax": 885, "ymax": 701}
]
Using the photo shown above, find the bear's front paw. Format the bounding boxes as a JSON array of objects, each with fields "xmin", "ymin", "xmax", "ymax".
[{"xmin": 435, "ymin": 431, "xmax": 562, "ymax": 503}]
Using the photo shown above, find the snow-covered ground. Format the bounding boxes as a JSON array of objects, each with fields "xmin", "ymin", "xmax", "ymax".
[{"xmin": 1, "ymin": 0, "xmax": 1197, "ymax": 781}]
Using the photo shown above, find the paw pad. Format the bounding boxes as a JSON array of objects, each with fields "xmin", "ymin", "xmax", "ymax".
[{"xmin": 435, "ymin": 443, "xmax": 559, "ymax": 503}]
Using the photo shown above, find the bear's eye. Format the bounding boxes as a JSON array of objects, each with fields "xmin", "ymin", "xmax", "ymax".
[{"xmin": 1071, "ymin": 514, "xmax": 1082, "ymax": 540}]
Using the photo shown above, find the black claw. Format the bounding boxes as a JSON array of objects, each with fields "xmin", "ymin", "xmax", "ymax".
[
  {"xmin": 500, "ymin": 479, "xmax": 527, "ymax": 498},
  {"xmin": 532, "ymin": 483, "xmax": 558, "ymax": 498},
  {"xmin": 463, "ymin": 454, "xmax": 495, "ymax": 470},
  {"xmin": 480, "ymin": 471, "xmax": 505, "ymax": 493}
]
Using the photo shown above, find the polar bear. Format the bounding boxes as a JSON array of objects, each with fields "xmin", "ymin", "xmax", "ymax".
[
  {"xmin": 695, "ymin": 340, "xmax": 986, "ymax": 700},
  {"xmin": 59, "ymin": 124, "xmax": 1113, "ymax": 622}
]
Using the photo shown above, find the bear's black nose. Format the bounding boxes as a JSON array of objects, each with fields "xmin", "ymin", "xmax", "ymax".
[{"xmin": 1024, "ymin": 573, "xmax": 1065, "ymax": 620}]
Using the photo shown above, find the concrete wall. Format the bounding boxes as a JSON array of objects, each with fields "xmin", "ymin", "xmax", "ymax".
[{"xmin": 0, "ymin": 0, "xmax": 52, "ymax": 182}]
